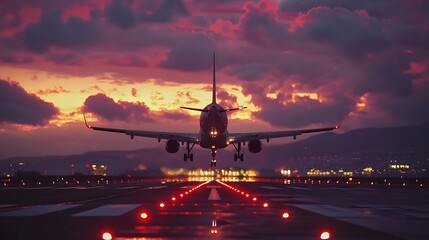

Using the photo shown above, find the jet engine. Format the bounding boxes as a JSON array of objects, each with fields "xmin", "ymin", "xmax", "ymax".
[
  {"xmin": 166, "ymin": 140, "xmax": 180, "ymax": 153},
  {"xmin": 248, "ymin": 139, "xmax": 262, "ymax": 153}
]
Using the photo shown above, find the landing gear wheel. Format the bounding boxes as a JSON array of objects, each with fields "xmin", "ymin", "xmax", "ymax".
[{"xmin": 232, "ymin": 143, "xmax": 244, "ymax": 162}]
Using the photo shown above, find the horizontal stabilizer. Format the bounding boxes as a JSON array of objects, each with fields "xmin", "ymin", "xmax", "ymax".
[
  {"xmin": 181, "ymin": 106, "xmax": 209, "ymax": 112},
  {"xmin": 220, "ymin": 106, "xmax": 247, "ymax": 112}
]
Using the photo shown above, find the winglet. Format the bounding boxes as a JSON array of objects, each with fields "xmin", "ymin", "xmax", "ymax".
[{"xmin": 83, "ymin": 113, "xmax": 91, "ymax": 129}]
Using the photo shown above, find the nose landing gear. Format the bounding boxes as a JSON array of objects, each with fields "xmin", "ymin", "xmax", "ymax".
[{"xmin": 211, "ymin": 148, "xmax": 217, "ymax": 166}]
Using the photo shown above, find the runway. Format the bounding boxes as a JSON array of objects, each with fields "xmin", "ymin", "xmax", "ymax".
[{"xmin": 0, "ymin": 178, "xmax": 428, "ymax": 239}]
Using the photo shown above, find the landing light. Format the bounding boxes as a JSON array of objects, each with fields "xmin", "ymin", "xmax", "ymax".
[{"xmin": 102, "ymin": 232, "xmax": 112, "ymax": 240}]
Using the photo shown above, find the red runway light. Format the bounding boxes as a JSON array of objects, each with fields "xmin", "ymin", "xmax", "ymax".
[
  {"xmin": 263, "ymin": 202, "xmax": 269, "ymax": 208},
  {"xmin": 159, "ymin": 203, "xmax": 165, "ymax": 208},
  {"xmin": 320, "ymin": 231, "xmax": 330, "ymax": 239},
  {"xmin": 253, "ymin": 197, "xmax": 257, "ymax": 201},
  {"xmin": 172, "ymin": 197, "xmax": 176, "ymax": 201},
  {"xmin": 282, "ymin": 212, "xmax": 290, "ymax": 218},
  {"xmin": 140, "ymin": 212, "xmax": 148, "ymax": 219},
  {"xmin": 102, "ymin": 232, "xmax": 112, "ymax": 240}
]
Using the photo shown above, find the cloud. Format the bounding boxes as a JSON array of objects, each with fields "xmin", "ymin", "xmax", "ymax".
[
  {"xmin": 279, "ymin": 0, "xmax": 429, "ymax": 25},
  {"xmin": 159, "ymin": 33, "xmax": 216, "ymax": 71},
  {"xmin": 37, "ymin": 86, "xmax": 70, "ymax": 95},
  {"xmin": 131, "ymin": 88, "xmax": 138, "ymax": 97},
  {"xmin": 0, "ymin": 79, "xmax": 59, "ymax": 126},
  {"xmin": 83, "ymin": 93, "xmax": 152, "ymax": 122},
  {"xmin": 296, "ymin": 7, "xmax": 389, "ymax": 59},
  {"xmin": 139, "ymin": 0, "xmax": 188, "ymax": 23},
  {"xmin": 238, "ymin": 0, "xmax": 291, "ymax": 50},
  {"xmin": 45, "ymin": 52, "xmax": 81, "ymax": 65},
  {"xmin": 106, "ymin": 0, "xmax": 137, "ymax": 29},
  {"xmin": 254, "ymin": 94, "xmax": 353, "ymax": 128},
  {"xmin": 217, "ymin": 88, "xmax": 238, "ymax": 107},
  {"xmin": 19, "ymin": 11, "xmax": 101, "ymax": 53}
]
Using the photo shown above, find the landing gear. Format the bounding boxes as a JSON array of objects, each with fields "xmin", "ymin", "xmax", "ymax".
[
  {"xmin": 210, "ymin": 148, "xmax": 217, "ymax": 167},
  {"xmin": 234, "ymin": 153, "xmax": 244, "ymax": 161},
  {"xmin": 184, "ymin": 153, "xmax": 193, "ymax": 161},
  {"xmin": 184, "ymin": 142, "xmax": 195, "ymax": 161},
  {"xmin": 232, "ymin": 142, "xmax": 244, "ymax": 161}
]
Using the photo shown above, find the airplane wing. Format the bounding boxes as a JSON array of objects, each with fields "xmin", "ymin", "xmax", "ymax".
[
  {"xmin": 228, "ymin": 125, "xmax": 340, "ymax": 143},
  {"xmin": 84, "ymin": 117, "xmax": 199, "ymax": 143}
]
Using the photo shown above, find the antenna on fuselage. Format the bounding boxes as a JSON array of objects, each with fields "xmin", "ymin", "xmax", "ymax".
[{"xmin": 212, "ymin": 52, "xmax": 216, "ymax": 104}]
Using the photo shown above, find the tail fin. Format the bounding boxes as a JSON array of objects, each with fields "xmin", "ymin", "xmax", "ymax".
[{"xmin": 212, "ymin": 52, "xmax": 216, "ymax": 104}]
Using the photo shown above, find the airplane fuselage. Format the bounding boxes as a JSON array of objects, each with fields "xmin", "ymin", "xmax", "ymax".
[{"xmin": 198, "ymin": 103, "xmax": 228, "ymax": 150}]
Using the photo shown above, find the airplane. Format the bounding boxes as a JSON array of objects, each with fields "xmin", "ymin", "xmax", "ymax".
[{"xmin": 84, "ymin": 53, "xmax": 340, "ymax": 166}]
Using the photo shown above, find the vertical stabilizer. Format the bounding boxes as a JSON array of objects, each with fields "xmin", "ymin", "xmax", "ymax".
[{"xmin": 212, "ymin": 52, "xmax": 216, "ymax": 104}]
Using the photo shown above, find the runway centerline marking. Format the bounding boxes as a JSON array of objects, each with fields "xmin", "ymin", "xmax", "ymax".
[
  {"xmin": 208, "ymin": 188, "xmax": 221, "ymax": 201},
  {"xmin": 0, "ymin": 204, "xmax": 81, "ymax": 217},
  {"xmin": 72, "ymin": 204, "xmax": 140, "ymax": 217}
]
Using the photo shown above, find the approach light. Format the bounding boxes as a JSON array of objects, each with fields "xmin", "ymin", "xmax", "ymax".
[
  {"xmin": 320, "ymin": 231, "xmax": 330, "ymax": 239},
  {"xmin": 263, "ymin": 202, "xmax": 269, "ymax": 208},
  {"xmin": 102, "ymin": 232, "xmax": 113, "ymax": 240},
  {"xmin": 172, "ymin": 197, "xmax": 176, "ymax": 201},
  {"xmin": 253, "ymin": 197, "xmax": 257, "ymax": 201},
  {"xmin": 159, "ymin": 203, "xmax": 165, "ymax": 208}
]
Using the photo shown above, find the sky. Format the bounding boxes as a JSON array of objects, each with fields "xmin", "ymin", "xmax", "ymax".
[{"xmin": 1, "ymin": 0, "xmax": 429, "ymax": 161}]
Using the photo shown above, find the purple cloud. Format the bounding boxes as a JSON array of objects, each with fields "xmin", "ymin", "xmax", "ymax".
[
  {"xmin": 159, "ymin": 33, "xmax": 216, "ymax": 71},
  {"xmin": 253, "ymin": 94, "xmax": 352, "ymax": 128},
  {"xmin": 0, "ymin": 80, "xmax": 59, "ymax": 126},
  {"xmin": 106, "ymin": 0, "xmax": 137, "ymax": 29},
  {"xmin": 83, "ymin": 93, "xmax": 152, "ymax": 122},
  {"xmin": 20, "ymin": 11, "xmax": 101, "ymax": 53}
]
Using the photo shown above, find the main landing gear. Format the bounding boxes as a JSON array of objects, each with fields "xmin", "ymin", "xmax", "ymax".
[
  {"xmin": 232, "ymin": 142, "xmax": 244, "ymax": 161},
  {"xmin": 184, "ymin": 142, "xmax": 195, "ymax": 161}
]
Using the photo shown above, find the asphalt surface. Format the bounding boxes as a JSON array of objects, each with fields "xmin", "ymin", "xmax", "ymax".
[{"xmin": 0, "ymin": 178, "xmax": 428, "ymax": 240}]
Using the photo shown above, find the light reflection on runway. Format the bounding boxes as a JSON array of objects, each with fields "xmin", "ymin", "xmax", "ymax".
[{"xmin": 0, "ymin": 178, "xmax": 428, "ymax": 239}]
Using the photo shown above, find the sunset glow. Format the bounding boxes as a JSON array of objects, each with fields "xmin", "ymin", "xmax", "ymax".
[{"xmin": 1, "ymin": 0, "xmax": 428, "ymax": 159}]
